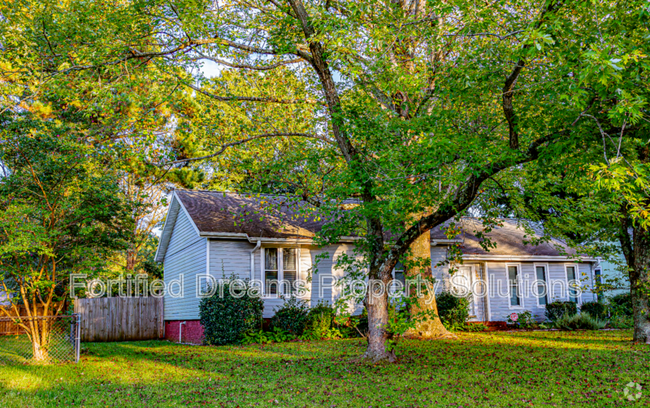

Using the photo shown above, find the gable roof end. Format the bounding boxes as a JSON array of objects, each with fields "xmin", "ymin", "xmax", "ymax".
[{"xmin": 154, "ymin": 192, "xmax": 202, "ymax": 263}]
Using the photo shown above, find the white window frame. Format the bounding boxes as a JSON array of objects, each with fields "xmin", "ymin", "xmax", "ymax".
[
  {"xmin": 564, "ymin": 263, "xmax": 581, "ymax": 305},
  {"xmin": 391, "ymin": 262, "xmax": 406, "ymax": 294},
  {"xmin": 261, "ymin": 247, "xmax": 301, "ymax": 297},
  {"xmin": 506, "ymin": 263, "xmax": 525, "ymax": 309},
  {"xmin": 485, "ymin": 263, "xmax": 492, "ymax": 321},
  {"xmin": 533, "ymin": 263, "xmax": 550, "ymax": 307},
  {"xmin": 594, "ymin": 267, "xmax": 602, "ymax": 301}
]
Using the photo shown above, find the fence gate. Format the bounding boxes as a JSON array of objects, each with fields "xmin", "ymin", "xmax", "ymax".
[
  {"xmin": 74, "ymin": 297, "xmax": 164, "ymax": 342},
  {"xmin": 0, "ymin": 314, "xmax": 81, "ymax": 365}
]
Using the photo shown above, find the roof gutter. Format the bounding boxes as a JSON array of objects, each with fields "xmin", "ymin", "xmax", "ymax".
[
  {"xmin": 431, "ymin": 239, "xmax": 464, "ymax": 245},
  {"xmin": 249, "ymin": 240, "xmax": 261, "ymax": 280},
  {"xmin": 197, "ymin": 232, "xmax": 358, "ymax": 244}
]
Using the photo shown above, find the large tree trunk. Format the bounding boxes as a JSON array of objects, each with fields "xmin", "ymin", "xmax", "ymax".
[
  {"xmin": 404, "ymin": 230, "xmax": 455, "ymax": 339},
  {"xmin": 364, "ymin": 278, "xmax": 395, "ymax": 362},
  {"xmin": 631, "ymin": 224, "xmax": 650, "ymax": 343}
]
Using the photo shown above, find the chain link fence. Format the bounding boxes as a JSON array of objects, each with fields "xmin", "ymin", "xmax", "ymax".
[{"xmin": 0, "ymin": 314, "xmax": 80, "ymax": 364}]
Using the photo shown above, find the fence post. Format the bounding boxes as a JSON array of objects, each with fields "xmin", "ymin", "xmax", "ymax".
[{"xmin": 74, "ymin": 313, "xmax": 81, "ymax": 363}]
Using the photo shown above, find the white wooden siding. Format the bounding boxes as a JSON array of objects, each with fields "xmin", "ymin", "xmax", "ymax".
[
  {"xmin": 209, "ymin": 240, "xmax": 254, "ymax": 280},
  {"xmin": 163, "ymin": 209, "xmax": 206, "ymax": 320}
]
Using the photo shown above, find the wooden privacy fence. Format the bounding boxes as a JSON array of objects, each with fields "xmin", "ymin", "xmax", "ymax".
[{"xmin": 74, "ymin": 297, "xmax": 164, "ymax": 342}]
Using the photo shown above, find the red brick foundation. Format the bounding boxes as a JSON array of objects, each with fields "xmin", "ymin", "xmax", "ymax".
[{"xmin": 165, "ymin": 320, "xmax": 204, "ymax": 344}]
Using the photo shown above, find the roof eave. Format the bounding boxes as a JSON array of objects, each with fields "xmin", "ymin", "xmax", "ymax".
[{"xmin": 461, "ymin": 254, "xmax": 597, "ymax": 262}]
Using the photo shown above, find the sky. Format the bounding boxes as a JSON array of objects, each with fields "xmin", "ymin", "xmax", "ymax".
[{"xmin": 199, "ymin": 59, "xmax": 223, "ymax": 78}]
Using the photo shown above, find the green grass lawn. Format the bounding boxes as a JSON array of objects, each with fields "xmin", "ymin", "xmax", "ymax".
[{"xmin": 0, "ymin": 330, "xmax": 648, "ymax": 407}]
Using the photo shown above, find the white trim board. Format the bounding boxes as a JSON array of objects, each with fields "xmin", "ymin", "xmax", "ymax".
[
  {"xmin": 154, "ymin": 194, "xmax": 179, "ymax": 263},
  {"xmin": 174, "ymin": 191, "xmax": 202, "ymax": 237}
]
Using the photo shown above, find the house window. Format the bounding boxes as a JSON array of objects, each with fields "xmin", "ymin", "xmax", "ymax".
[
  {"xmin": 264, "ymin": 248, "xmax": 279, "ymax": 295},
  {"xmin": 394, "ymin": 262, "xmax": 406, "ymax": 286},
  {"xmin": 535, "ymin": 265, "xmax": 548, "ymax": 305},
  {"xmin": 283, "ymin": 248, "xmax": 297, "ymax": 293},
  {"xmin": 392, "ymin": 262, "xmax": 406, "ymax": 295},
  {"xmin": 508, "ymin": 265, "xmax": 521, "ymax": 307},
  {"xmin": 566, "ymin": 265, "xmax": 579, "ymax": 303},
  {"xmin": 595, "ymin": 268, "xmax": 602, "ymax": 301},
  {"xmin": 263, "ymin": 248, "xmax": 299, "ymax": 296}
]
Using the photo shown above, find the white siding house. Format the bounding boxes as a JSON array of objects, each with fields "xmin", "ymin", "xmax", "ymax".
[{"xmin": 156, "ymin": 190, "xmax": 598, "ymax": 341}]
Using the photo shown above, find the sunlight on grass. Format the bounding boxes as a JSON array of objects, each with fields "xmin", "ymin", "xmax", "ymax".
[{"xmin": 0, "ymin": 330, "xmax": 647, "ymax": 407}]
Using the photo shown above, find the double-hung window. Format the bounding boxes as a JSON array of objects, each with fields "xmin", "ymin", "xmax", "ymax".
[
  {"xmin": 565, "ymin": 265, "xmax": 579, "ymax": 303},
  {"xmin": 392, "ymin": 262, "xmax": 406, "ymax": 295},
  {"xmin": 508, "ymin": 264, "xmax": 522, "ymax": 307},
  {"xmin": 263, "ymin": 248, "xmax": 299, "ymax": 296},
  {"xmin": 535, "ymin": 265, "xmax": 549, "ymax": 305},
  {"xmin": 394, "ymin": 262, "xmax": 406, "ymax": 285}
]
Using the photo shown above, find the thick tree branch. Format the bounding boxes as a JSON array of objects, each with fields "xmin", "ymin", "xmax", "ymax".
[
  {"xmin": 502, "ymin": 59, "xmax": 525, "ymax": 149},
  {"xmin": 286, "ymin": 0, "xmax": 358, "ymax": 163},
  {"xmin": 501, "ymin": 1, "xmax": 564, "ymax": 150},
  {"xmin": 193, "ymin": 54, "xmax": 304, "ymax": 71},
  {"xmin": 444, "ymin": 30, "xmax": 524, "ymax": 40},
  {"xmin": 185, "ymin": 82, "xmax": 316, "ymax": 105},
  {"xmin": 51, "ymin": 38, "xmax": 280, "ymax": 74},
  {"xmin": 161, "ymin": 132, "xmax": 335, "ymax": 166},
  {"xmin": 384, "ymin": 125, "xmax": 573, "ymax": 272}
]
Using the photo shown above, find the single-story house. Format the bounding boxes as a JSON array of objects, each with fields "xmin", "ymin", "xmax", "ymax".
[{"xmin": 155, "ymin": 190, "xmax": 598, "ymax": 343}]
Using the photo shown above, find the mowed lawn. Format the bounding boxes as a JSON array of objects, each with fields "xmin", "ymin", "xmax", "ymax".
[{"xmin": 0, "ymin": 330, "xmax": 648, "ymax": 407}]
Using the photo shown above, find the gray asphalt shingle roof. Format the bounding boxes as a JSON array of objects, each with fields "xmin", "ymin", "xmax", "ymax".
[{"xmin": 175, "ymin": 190, "xmax": 576, "ymax": 257}]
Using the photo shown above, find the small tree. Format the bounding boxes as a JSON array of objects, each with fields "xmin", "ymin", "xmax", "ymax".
[{"xmin": 0, "ymin": 124, "xmax": 132, "ymax": 361}]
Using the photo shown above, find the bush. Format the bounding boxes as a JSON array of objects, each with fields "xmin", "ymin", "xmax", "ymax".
[
  {"xmin": 545, "ymin": 301, "xmax": 578, "ymax": 322},
  {"xmin": 304, "ymin": 301, "xmax": 335, "ymax": 338},
  {"xmin": 199, "ymin": 279, "xmax": 264, "ymax": 345},
  {"xmin": 609, "ymin": 293, "xmax": 633, "ymax": 317},
  {"xmin": 506, "ymin": 311, "xmax": 539, "ymax": 329},
  {"xmin": 608, "ymin": 314, "xmax": 634, "ymax": 329},
  {"xmin": 553, "ymin": 312, "xmax": 607, "ymax": 331},
  {"xmin": 242, "ymin": 327, "xmax": 293, "ymax": 345},
  {"xmin": 271, "ymin": 296, "xmax": 310, "ymax": 336},
  {"xmin": 456, "ymin": 323, "xmax": 489, "ymax": 332},
  {"xmin": 436, "ymin": 291, "xmax": 470, "ymax": 331},
  {"xmin": 580, "ymin": 301, "xmax": 607, "ymax": 320}
]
